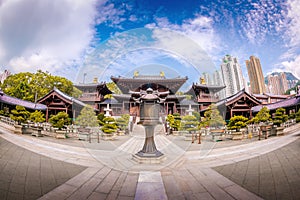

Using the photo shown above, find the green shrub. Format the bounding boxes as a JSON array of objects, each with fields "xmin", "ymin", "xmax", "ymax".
[
  {"xmin": 116, "ymin": 114, "xmax": 130, "ymax": 130},
  {"xmin": 29, "ymin": 110, "xmax": 45, "ymax": 123},
  {"xmin": 228, "ymin": 115, "xmax": 248, "ymax": 131},
  {"xmin": 180, "ymin": 115, "xmax": 199, "ymax": 132},
  {"xmin": 49, "ymin": 112, "xmax": 71, "ymax": 129},
  {"xmin": 101, "ymin": 117, "xmax": 117, "ymax": 134},
  {"xmin": 75, "ymin": 106, "xmax": 98, "ymax": 127},
  {"xmin": 272, "ymin": 108, "xmax": 288, "ymax": 126},
  {"xmin": 10, "ymin": 105, "xmax": 30, "ymax": 124}
]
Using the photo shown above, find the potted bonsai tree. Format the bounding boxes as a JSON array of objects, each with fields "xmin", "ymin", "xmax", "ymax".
[
  {"xmin": 255, "ymin": 107, "xmax": 271, "ymax": 139},
  {"xmin": 75, "ymin": 106, "xmax": 99, "ymax": 141},
  {"xmin": 272, "ymin": 107, "xmax": 288, "ymax": 136},
  {"xmin": 201, "ymin": 104, "xmax": 226, "ymax": 141},
  {"xmin": 227, "ymin": 115, "xmax": 248, "ymax": 140},
  {"xmin": 29, "ymin": 110, "xmax": 45, "ymax": 137},
  {"xmin": 116, "ymin": 114, "xmax": 130, "ymax": 135},
  {"xmin": 101, "ymin": 116, "xmax": 117, "ymax": 140},
  {"xmin": 10, "ymin": 105, "xmax": 30, "ymax": 134},
  {"xmin": 49, "ymin": 111, "xmax": 71, "ymax": 139},
  {"xmin": 180, "ymin": 115, "xmax": 200, "ymax": 141},
  {"xmin": 166, "ymin": 113, "xmax": 182, "ymax": 135}
]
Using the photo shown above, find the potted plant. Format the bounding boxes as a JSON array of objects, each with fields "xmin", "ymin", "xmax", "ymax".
[
  {"xmin": 227, "ymin": 115, "xmax": 248, "ymax": 140},
  {"xmin": 29, "ymin": 110, "xmax": 45, "ymax": 137},
  {"xmin": 166, "ymin": 113, "xmax": 182, "ymax": 135},
  {"xmin": 272, "ymin": 108, "xmax": 288, "ymax": 136},
  {"xmin": 116, "ymin": 114, "xmax": 130, "ymax": 135},
  {"xmin": 180, "ymin": 115, "xmax": 200, "ymax": 141},
  {"xmin": 49, "ymin": 112, "xmax": 71, "ymax": 139},
  {"xmin": 255, "ymin": 107, "xmax": 271, "ymax": 139},
  {"xmin": 75, "ymin": 106, "xmax": 99, "ymax": 141},
  {"xmin": 10, "ymin": 105, "xmax": 30, "ymax": 134},
  {"xmin": 201, "ymin": 104, "xmax": 226, "ymax": 141},
  {"xmin": 101, "ymin": 116, "xmax": 117, "ymax": 140}
]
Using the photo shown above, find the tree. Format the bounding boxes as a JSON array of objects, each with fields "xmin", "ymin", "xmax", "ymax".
[
  {"xmin": 166, "ymin": 113, "xmax": 181, "ymax": 131},
  {"xmin": 101, "ymin": 117, "xmax": 117, "ymax": 134},
  {"xmin": 75, "ymin": 106, "xmax": 99, "ymax": 128},
  {"xmin": 10, "ymin": 105, "xmax": 30, "ymax": 124},
  {"xmin": 180, "ymin": 115, "xmax": 199, "ymax": 132},
  {"xmin": 201, "ymin": 104, "xmax": 225, "ymax": 128},
  {"xmin": 116, "ymin": 114, "xmax": 130, "ymax": 131},
  {"xmin": 295, "ymin": 109, "xmax": 300, "ymax": 123},
  {"xmin": 255, "ymin": 107, "xmax": 271, "ymax": 123},
  {"xmin": 1, "ymin": 70, "xmax": 73, "ymax": 102},
  {"xmin": 272, "ymin": 108, "xmax": 288, "ymax": 126},
  {"xmin": 228, "ymin": 115, "xmax": 248, "ymax": 131},
  {"xmin": 49, "ymin": 112, "xmax": 71, "ymax": 129},
  {"xmin": 97, "ymin": 113, "xmax": 105, "ymax": 126},
  {"xmin": 29, "ymin": 110, "xmax": 45, "ymax": 123},
  {"xmin": 105, "ymin": 82, "xmax": 121, "ymax": 99}
]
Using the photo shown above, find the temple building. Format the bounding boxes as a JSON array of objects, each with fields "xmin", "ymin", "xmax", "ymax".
[
  {"xmin": 185, "ymin": 78, "xmax": 226, "ymax": 111},
  {"xmin": 74, "ymin": 82, "xmax": 112, "ymax": 110},
  {"xmin": 110, "ymin": 73, "xmax": 188, "ymax": 116}
]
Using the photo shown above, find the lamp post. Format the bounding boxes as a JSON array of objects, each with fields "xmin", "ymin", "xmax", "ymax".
[{"xmin": 131, "ymin": 88, "xmax": 168, "ymax": 163}]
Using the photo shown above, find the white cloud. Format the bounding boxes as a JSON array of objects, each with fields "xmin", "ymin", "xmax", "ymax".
[
  {"xmin": 0, "ymin": 0, "xmax": 97, "ymax": 80},
  {"xmin": 286, "ymin": 0, "xmax": 300, "ymax": 47},
  {"xmin": 281, "ymin": 55, "xmax": 300, "ymax": 79}
]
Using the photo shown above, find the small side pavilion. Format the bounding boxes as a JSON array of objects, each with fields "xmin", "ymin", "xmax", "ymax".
[{"xmin": 37, "ymin": 88, "xmax": 89, "ymax": 122}]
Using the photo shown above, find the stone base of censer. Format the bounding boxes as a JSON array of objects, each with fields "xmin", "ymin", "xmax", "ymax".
[{"xmin": 132, "ymin": 152, "xmax": 166, "ymax": 164}]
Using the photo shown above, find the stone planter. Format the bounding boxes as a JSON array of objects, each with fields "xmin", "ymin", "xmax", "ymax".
[
  {"xmin": 22, "ymin": 125, "xmax": 33, "ymax": 134},
  {"xmin": 102, "ymin": 133, "xmax": 116, "ymax": 141},
  {"xmin": 275, "ymin": 126, "xmax": 284, "ymax": 136},
  {"xmin": 14, "ymin": 124, "xmax": 23, "ymax": 134},
  {"xmin": 232, "ymin": 131, "xmax": 243, "ymax": 140},
  {"xmin": 77, "ymin": 128, "xmax": 91, "ymax": 141},
  {"xmin": 210, "ymin": 129, "xmax": 225, "ymax": 142},
  {"xmin": 55, "ymin": 130, "xmax": 67, "ymax": 139},
  {"xmin": 31, "ymin": 127, "xmax": 43, "ymax": 137}
]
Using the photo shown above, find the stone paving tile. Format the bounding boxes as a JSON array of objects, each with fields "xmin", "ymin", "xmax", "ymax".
[
  {"xmin": 0, "ymin": 136, "xmax": 86, "ymax": 200},
  {"xmin": 214, "ymin": 137, "xmax": 300, "ymax": 200}
]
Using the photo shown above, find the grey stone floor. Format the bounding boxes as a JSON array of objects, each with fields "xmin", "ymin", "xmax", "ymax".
[
  {"xmin": 214, "ymin": 137, "xmax": 300, "ymax": 200},
  {"xmin": 0, "ymin": 123, "xmax": 300, "ymax": 200},
  {"xmin": 0, "ymin": 137, "xmax": 86, "ymax": 200}
]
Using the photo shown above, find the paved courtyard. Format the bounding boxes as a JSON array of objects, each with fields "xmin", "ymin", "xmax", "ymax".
[{"xmin": 0, "ymin": 123, "xmax": 299, "ymax": 200}]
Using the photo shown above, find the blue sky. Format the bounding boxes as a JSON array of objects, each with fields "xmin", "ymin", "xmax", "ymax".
[{"xmin": 0, "ymin": 0, "xmax": 299, "ymax": 85}]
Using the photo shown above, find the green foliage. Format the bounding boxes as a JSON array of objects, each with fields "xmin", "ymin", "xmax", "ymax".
[
  {"xmin": 192, "ymin": 111, "xmax": 200, "ymax": 121},
  {"xmin": 105, "ymin": 82, "xmax": 121, "ymax": 95},
  {"xmin": 247, "ymin": 116, "xmax": 259, "ymax": 124},
  {"xmin": 166, "ymin": 113, "xmax": 181, "ymax": 131},
  {"xmin": 10, "ymin": 105, "xmax": 30, "ymax": 124},
  {"xmin": 29, "ymin": 110, "xmax": 45, "ymax": 123},
  {"xmin": 201, "ymin": 104, "xmax": 225, "ymax": 128},
  {"xmin": 228, "ymin": 115, "xmax": 248, "ymax": 130},
  {"xmin": 255, "ymin": 107, "xmax": 271, "ymax": 123},
  {"xmin": 180, "ymin": 115, "xmax": 199, "ymax": 132},
  {"xmin": 0, "ymin": 70, "xmax": 73, "ymax": 102},
  {"xmin": 49, "ymin": 112, "xmax": 71, "ymax": 129},
  {"xmin": 0, "ymin": 107, "xmax": 10, "ymax": 117},
  {"xmin": 272, "ymin": 108, "xmax": 288, "ymax": 126},
  {"xmin": 101, "ymin": 117, "xmax": 117, "ymax": 134},
  {"xmin": 296, "ymin": 109, "xmax": 300, "ymax": 123},
  {"xmin": 116, "ymin": 114, "xmax": 130, "ymax": 130},
  {"xmin": 97, "ymin": 113, "xmax": 105, "ymax": 126},
  {"xmin": 289, "ymin": 112, "xmax": 296, "ymax": 119},
  {"xmin": 75, "ymin": 106, "xmax": 98, "ymax": 127},
  {"xmin": 71, "ymin": 86, "xmax": 83, "ymax": 98}
]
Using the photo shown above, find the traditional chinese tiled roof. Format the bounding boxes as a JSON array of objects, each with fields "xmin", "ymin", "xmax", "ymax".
[
  {"xmin": 111, "ymin": 75, "xmax": 187, "ymax": 94},
  {"xmin": 252, "ymin": 95, "xmax": 300, "ymax": 112},
  {"xmin": 38, "ymin": 87, "xmax": 87, "ymax": 107},
  {"xmin": 74, "ymin": 82, "xmax": 112, "ymax": 95},
  {"xmin": 0, "ymin": 89, "xmax": 47, "ymax": 110},
  {"xmin": 185, "ymin": 83, "xmax": 226, "ymax": 96}
]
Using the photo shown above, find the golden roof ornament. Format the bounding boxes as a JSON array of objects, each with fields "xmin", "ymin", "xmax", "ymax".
[
  {"xmin": 134, "ymin": 70, "xmax": 139, "ymax": 77},
  {"xmin": 200, "ymin": 77, "xmax": 206, "ymax": 85},
  {"xmin": 160, "ymin": 71, "xmax": 165, "ymax": 77}
]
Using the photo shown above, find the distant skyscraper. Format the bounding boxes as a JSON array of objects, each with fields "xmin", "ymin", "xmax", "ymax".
[
  {"xmin": 220, "ymin": 55, "xmax": 245, "ymax": 97},
  {"xmin": 267, "ymin": 72, "xmax": 289, "ymax": 95},
  {"xmin": 213, "ymin": 69, "xmax": 226, "ymax": 99},
  {"xmin": 246, "ymin": 56, "xmax": 266, "ymax": 94},
  {"xmin": 0, "ymin": 69, "xmax": 10, "ymax": 84}
]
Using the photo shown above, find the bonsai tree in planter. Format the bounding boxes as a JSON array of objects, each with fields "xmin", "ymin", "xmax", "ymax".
[
  {"xmin": 49, "ymin": 112, "xmax": 71, "ymax": 138},
  {"xmin": 228, "ymin": 115, "xmax": 248, "ymax": 131},
  {"xmin": 75, "ymin": 106, "xmax": 99, "ymax": 128},
  {"xmin": 180, "ymin": 115, "xmax": 199, "ymax": 133},
  {"xmin": 10, "ymin": 105, "xmax": 30, "ymax": 125},
  {"xmin": 166, "ymin": 113, "xmax": 181, "ymax": 134},
  {"xmin": 97, "ymin": 113, "xmax": 105, "ymax": 126},
  {"xmin": 255, "ymin": 107, "xmax": 271, "ymax": 124},
  {"xmin": 116, "ymin": 114, "xmax": 130, "ymax": 134},
  {"xmin": 101, "ymin": 116, "xmax": 117, "ymax": 134},
  {"xmin": 202, "ymin": 104, "xmax": 226, "ymax": 129},
  {"xmin": 10, "ymin": 105, "xmax": 30, "ymax": 134},
  {"xmin": 272, "ymin": 108, "xmax": 288, "ymax": 127},
  {"xmin": 29, "ymin": 110, "xmax": 45, "ymax": 124}
]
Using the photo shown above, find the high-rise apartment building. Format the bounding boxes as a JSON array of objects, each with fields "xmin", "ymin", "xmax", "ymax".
[
  {"xmin": 220, "ymin": 55, "xmax": 245, "ymax": 97},
  {"xmin": 213, "ymin": 69, "xmax": 226, "ymax": 99},
  {"xmin": 267, "ymin": 72, "xmax": 289, "ymax": 95},
  {"xmin": 245, "ymin": 56, "xmax": 266, "ymax": 94}
]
